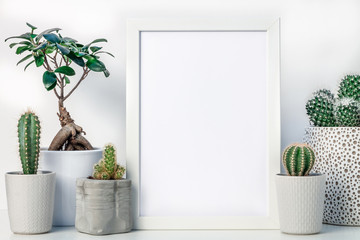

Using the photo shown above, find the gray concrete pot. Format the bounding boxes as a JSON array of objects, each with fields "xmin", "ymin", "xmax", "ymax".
[
  {"xmin": 275, "ymin": 174, "xmax": 326, "ymax": 235},
  {"xmin": 40, "ymin": 148, "xmax": 102, "ymax": 226},
  {"xmin": 5, "ymin": 171, "xmax": 56, "ymax": 234},
  {"xmin": 75, "ymin": 178, "xmax": 132, "ymax": 235}
]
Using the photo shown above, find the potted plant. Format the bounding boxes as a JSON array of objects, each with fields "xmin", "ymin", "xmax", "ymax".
[
  {"xmin": 5, "ymin": 111, "xmax": 56, "ymax": 234},
  {"xmin": 276, "ymin": 143, "xmax": 326, "ymax": 234},
  {"xmin": 304, "ymin": 75, "xmax": 360, "ymax": 225},
  {"xmin": 5, "ymin": 23, "xmax": 114, "ymax": 226},
  {"xmin": 75, "ymin": 144, "xmax": 131, "ymax": 235}
]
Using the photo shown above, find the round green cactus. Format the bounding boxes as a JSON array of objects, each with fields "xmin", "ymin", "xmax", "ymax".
[
  {"xmin": 282, "ymin": 143, "xmax": 315, "ymax": 176},
  {"xmin": 338, "ymin": 75, "xmax": 360, "ymax": 101},
  {"xmin": 93, "ymin": 144, "xmax": 125, "ymax": 180},
  {"xmin": 334, "ymin": 98, "xmax": 360, "ymax": 127},
  {"xmin": 306, "ymin": 89, "xmax": 336, "ymax": 127},
  {"xmin": 17, "ymin": 111, "xmax": 41, "ymax": 174}
]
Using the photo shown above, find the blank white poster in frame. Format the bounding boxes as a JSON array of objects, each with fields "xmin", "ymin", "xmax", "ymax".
[{"xmin": 126, "ymin": 19, "xmax": 280, "ymax": 229}]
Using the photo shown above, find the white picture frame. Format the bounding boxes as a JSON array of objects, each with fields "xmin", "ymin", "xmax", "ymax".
[{"xmin": 126, "ymin": 19, "xmax": 281, "ymax": 229}]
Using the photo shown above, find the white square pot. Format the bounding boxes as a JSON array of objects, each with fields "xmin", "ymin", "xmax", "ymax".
[
  {"xmin": 40, "ymin": 148, "xmax": 102, "ymax": 226},
  {"xmin": 5, "ymin": 171, "xmax": 56, "ymax": 234},
  {"xmin": 275, "ymin": 174, "xmax": 326, "ymax": 234}
]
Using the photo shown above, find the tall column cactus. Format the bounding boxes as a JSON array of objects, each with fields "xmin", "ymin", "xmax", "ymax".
[
  {"xmin": 18, "ymin": 111, "xmax": 41, "ymax": 174},
  {"xmin": 93, "ymin": 144, "xmax": 125, "ymax": 180},
  {"xmin": 282, "ymin": 143, "xmax": 315, "ymax": 176}
]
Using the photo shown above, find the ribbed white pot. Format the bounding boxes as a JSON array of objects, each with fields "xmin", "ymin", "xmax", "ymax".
[
  {"xmin": 75, "ymin": 178, "xmax": 132, "ymax": 235},
  {"xmin": 5, "ymin": 171, "xmax": 56, "ymax": 234},
  {"xmin": 275, "ymin": 174, "xmax": 326, "ymax": 235},
  {"xmin": 304, "ymin": 127, "xmax": 360, "ymax": 225},
  {"xmin": 40, "ymin": 148, "xmax": 102, "ymax": 226}
]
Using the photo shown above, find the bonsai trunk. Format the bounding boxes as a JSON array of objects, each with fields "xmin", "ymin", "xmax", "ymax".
[{"xmin": 48, "ymin": 101, "xmax": 93, "ymax": 151}]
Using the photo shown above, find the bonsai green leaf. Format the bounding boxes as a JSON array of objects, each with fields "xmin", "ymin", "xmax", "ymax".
[
  {"xmin": 103, "ymin": 69, "xmax": 110, "ymax": 77},
  {"xmin": 56, "ymin": 43, "xmax": 70, "ymax": 55},
  {"xmin": 90, "ymin": 46, "xmax": 102, "ymax": 53},
  {"xmin": 54, "ymin": 66, "xmax": 75, "ymax": 76},
  {"xmin": 9, "ymin": 41, "xmax": 31, "ymax": 49},
  {"xmin": 94, "ymin": 51, "xmax": 115, "ymax": 58},
  {"xmin": 67, "ymin": 51, "xmax": 85, "ymax": 67},
  {"xmin": 26, "ymin": 23, "xmax": 37, "ymax": 30},
  {"xmin": 63, "ymin": 37, "xmax": 77, "ymax": 43},
  {"xmin": 84, "ymin": 38, "xmax": 107, "ymax": 47},
  {"xmin": 16, "ymin": 54, "xmax": 33, "ymax": 65},
  {"xmin": 43, "ymin": 71, "xmax": 57, "ymax": 91},
  {"xmin": 35, "ymin": 28, "xmax": 61, "ymax": 43},
  {"xmin": 74, "ymin": 52, "xmax": 87, "ymax": 57},
  {"xmin": 45, "ymin": 45, "xmax": 56, "ymax": 54},
  {"xmin": 30, "ymin": 34, "xmax": 37, "ymax": 39},
  {"xmin": 65, "ymin": 76, "xmax": 70, "ymax": 84},
  {"xmin": 43, "ymin": 33, "xmax": 61, "ymax": 43},
  {"xmin": 33, "ymin": 42, "xmax": 47, "ymax": 50},
  {"xmin": 16, "ymin": 46, "xmax": 30, "ymax": 54},
  {"xmin": 86, "ymin": 58, "xmax": 106, "ymax": 72},
  {"xmin": 34, "ymin": 55, "xmax": 44, "ymax": 67},
  {"xmin": 24, "ymin": 60, "xmax": 35, "ymax": 71},
  {"xmin": 5, "ymin": 33, "xmax": 32, "ymax": 42}
]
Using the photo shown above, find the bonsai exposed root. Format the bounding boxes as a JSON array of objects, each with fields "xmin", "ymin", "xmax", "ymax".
[{"xmin": 48, "ymin": 106, "xmax": 94, "ymax": 151}]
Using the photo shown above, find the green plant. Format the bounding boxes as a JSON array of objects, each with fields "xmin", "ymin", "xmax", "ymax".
[
  {"xmin": 6, "ymin": 23, "xmax": 114, "ymax": 151},
  {"xmin": 305, "ymin": 89, "xmax": 336, "ymax": 127},
  {"xmin": 18, "ymin": 111, "xmax": 41, "ymax": 174},
  {"xmin": 338, "ymin": 75, "xmax": 360, "ymax": 101},
  {"xmin": 282, "ymin": 143, "xmax": 315, "ymax": 176},
  {"xmin": 334, "ymin": 98, "xmax": 360, "ymax": 127},
  {"xmin": 93, "ymin": 144, "xmax": 125, "ymax": 180}
]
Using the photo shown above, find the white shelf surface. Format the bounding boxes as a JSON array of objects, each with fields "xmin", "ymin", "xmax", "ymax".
[{"xmin": 1, "ymin": 210, "xmax": 360, "ymax": 240}]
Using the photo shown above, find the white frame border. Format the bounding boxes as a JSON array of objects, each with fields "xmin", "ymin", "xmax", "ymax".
[{"xmin": 126, "ymin": 19, "xmax": 281, "ymax": 230}]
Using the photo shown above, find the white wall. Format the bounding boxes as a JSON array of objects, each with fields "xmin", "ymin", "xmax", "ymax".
[{"xmin": 0, "ymin": 0, "xmax": 359, "ymax": 210}]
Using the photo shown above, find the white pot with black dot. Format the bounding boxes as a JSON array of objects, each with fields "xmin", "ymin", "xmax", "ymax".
[{"xmin": 304, "ymin": 127, "xmax": 360, "ymax": 226}]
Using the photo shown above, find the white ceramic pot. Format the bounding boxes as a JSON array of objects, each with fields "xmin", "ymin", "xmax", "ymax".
[
  {"xmin": 5, "ymin": 171, "xmax": 56, "ymax": 234},
  {"xmin": 305, "ymin": 127, "xmax": 360, "ymax": 225},
  {"xmin": 275, "ymin": 174, "xmax": 326, "ymax": 235},
  {"xmin": 40, "ymin": 148, "xmax": 102, "ymax": 226},
  {"xmin": 75, "ymin": 178, "xmax": 132, "ymax": 235}
]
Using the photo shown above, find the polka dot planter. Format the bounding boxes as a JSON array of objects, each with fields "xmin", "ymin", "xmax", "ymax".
[{"xmin": 304, "ymin": 127, "xmax": 360, "ymax": 226}]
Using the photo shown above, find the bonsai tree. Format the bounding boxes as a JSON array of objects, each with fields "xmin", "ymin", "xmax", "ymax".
[{"xmin": 6, "ymin": 23, "xmax": 114, "ymax": 151}]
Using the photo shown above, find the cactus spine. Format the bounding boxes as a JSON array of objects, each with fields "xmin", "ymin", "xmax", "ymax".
[
  {"xmin": 338, "ymin": 75, "xmax": 360, "ymax": 101},
  {"xmin": 17, "ymin": 111, "xmax": 41, "ymax": 174},
  {"xmin": 93, "ymin": 144, "xmax": 125, "ymax": 180},
  {"xmin": 306, "ymin": 89, "xmax": 336, "ymax": 127},
  {"xmin": 334, "ymin": 98, "xmax": 360, "ymax": 127},
  {"xmin": 282, "ymin": 143, "xmax": 315, "ymax": 176}
]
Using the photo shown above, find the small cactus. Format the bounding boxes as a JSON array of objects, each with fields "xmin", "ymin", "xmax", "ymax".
[
  {"xmin": 282, "ymin": 143, "xmax": 315, "ymax": 176},
  {"xmin": 93, "ymin": 144, "xmax": 125, "ymax": 180},
  {"xmin": 338, "ymin": 75, "xmax": 360, "ymax": 101},
  {"xmin": 334, "ymin": 98, "xmax": 360, "ymax": 127},
  {"xmin": 306, "ymin": 89, "xmax": 336, "ymax": 127},
  {"xmin": 18, "ymin": 111, "xmax": 41, "ymax": 174}
]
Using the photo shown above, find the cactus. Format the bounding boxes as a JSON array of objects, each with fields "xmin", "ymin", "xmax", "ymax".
[
  {"xmin": 93, "ymin": 144, "xmax": 125, "ymax": 180},
  {"xmin": 17, "ymin": 111, "xmax": 41, "ymax": 174},
  {"xmin": 338, "ymin": 75, "xmax": 360, "ymax": 101},
  {"xmin": 334, "ymin": 98, "xmax": 360, "ymax": 127},
  {"xmin": 282, "ymin": 143, "xmax": 315, "ymax": 176},
  {"xmin": 306, "ymin": 89, "xmax": 336, "ymax": 127}
]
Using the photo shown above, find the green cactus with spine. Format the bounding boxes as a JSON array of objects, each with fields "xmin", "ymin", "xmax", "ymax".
[
  {"xmin": 93, "ymin": 144, "xmax": 125, "ymax": 180},
  {"xmin": 334, "ymin": 98, "xmax": 360, "ymax": 127},
  {"xmin": 282, "ymin": 143, "xmax": 316, "ymax": 176},
  {"xmin": 338, "ymin": 75, "xmax": 360, "ymax": 101},
  {"xmin": 306, "ymin": 89, "xmax": 336, "ymax": 127},
  {"xmin": 17, "ymin": 111, "xmax": 41, "ymax": 174}
]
